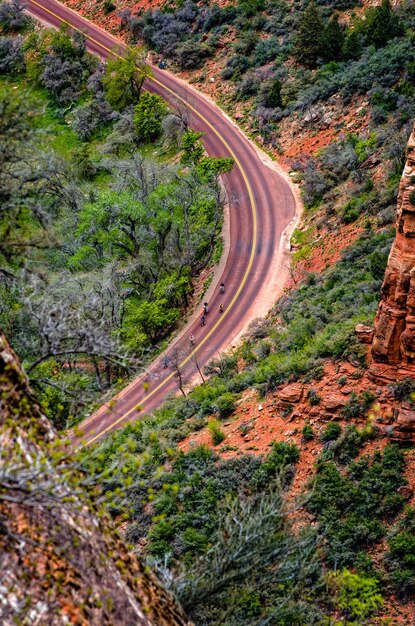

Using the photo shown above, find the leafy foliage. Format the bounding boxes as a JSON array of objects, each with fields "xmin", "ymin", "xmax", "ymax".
[
  {"xmin": 133, "ymin": 92, "xmax": 168, "ymax": 142},
  {"xmin": 308, "ymin": 445, "xmax": 406, "ymax": 568},
  {"xmin": 103, "ymin": 47, "xmax": 150, "ymax": 110},
  {"xmin": 327, "ymin": 569, "xmax": 383, "ymax": 622},
  {"xmin": 386, "ymin": 508, "xmax": 415, "ymax": 599},
  {"xmin": 0, "ymin": 26, "xmax": 227, "ymax": 428}
]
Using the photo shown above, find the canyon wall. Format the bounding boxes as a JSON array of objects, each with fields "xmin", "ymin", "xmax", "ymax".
[{"xmin": 371, "ymin": 123, "xmax": 415, "ymax": 381}]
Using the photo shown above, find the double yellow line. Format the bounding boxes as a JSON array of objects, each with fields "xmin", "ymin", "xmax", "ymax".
[{"xmin": 29, "ymin": 0, "xmax": 258, "ymax": 446}]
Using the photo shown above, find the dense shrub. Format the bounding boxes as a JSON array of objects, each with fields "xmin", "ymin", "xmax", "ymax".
[
  {"xmin": 213, "ymin": 392, "xmax": 237, "ymax": 419},
  {"xmin": 341, "ymin": 391, "xmax": 376, "ymax": 420},
  {"xmin": 221, "ymin": 54, "xmax": 250, "ymax": 80},
  {"xmin": 330, "ymin": 425, "xmax": 376, "ymax": 465},
  {"xmin": 321, "ymin": 422, "xmax": 341, "ymax": 442},
  {"xmin": 390, "ymin": 377, "xmax": 415, "ymax": 403},
  {"xmin": 250, "ymin": 442, "xmax": 300, "ymax": 489},
  {"xmin": 308, "ymin": 445, "xmax": 406, "ymax": 567},
  {"xmin": 302, "ymin": 423, "xmax": 315, "ymax": 442},
  {"xmin": 175, "ymin": 40, "xmax": 208, "ymax": 69},
  {"xmin": 386, "ymin": 508, "xmax": 415, "ymax": 599},
  {"xmin": 253, "ymin": 37, "xmax": 280, "ymax": 66},
  {"xmin": 0, "ymin": 34, "xmax": 24, "ymax": 73},
  {"xmin": 0, "ymin": 0, "xmax": 28, "ymax": 33}
]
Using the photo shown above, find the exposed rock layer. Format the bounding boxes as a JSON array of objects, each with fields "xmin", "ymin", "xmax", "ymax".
[
  {"xmin": 0, "ymin": 333, "xmax": 191, "ymax": 626},
  {"xmin": 371, "ymin": 123, "xmax": 415, "ymax": 376}
]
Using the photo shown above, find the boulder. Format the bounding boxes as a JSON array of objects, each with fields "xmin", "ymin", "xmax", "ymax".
[
  {"xmin": 277, "ymin": 383, "xmax": 303, "ymax": 403},
  {"xmin": 303, "ymin": 106, "xmax": 323, "ymax": 124},
  {"xmin": 360, "ymin": 154, "xmax": 381, "ymax": 170},
  {"xmin": 396, "ymin": 407, "xmax": 415, "ymax": 430},
  {"xmin": 323, "ymin": 394, "xmax": 348, "ymax": 412},
  {"xmin": 355, "ymin": 324, "xmax": 374, "ymax": 344}
]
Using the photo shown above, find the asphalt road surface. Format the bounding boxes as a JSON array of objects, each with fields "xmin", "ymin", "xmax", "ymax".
[{"xmin": 27, "ymin": 0, "xmax": 297, "ymax": 447}]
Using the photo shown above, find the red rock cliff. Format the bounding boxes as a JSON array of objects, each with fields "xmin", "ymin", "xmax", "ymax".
[
  {"xmin": 371, "ymin": 123, "xmax": 415, "ymax": 380},
  {"xmin": 0, "ymin": 332, "xmax": 191, "ymax": 626}
]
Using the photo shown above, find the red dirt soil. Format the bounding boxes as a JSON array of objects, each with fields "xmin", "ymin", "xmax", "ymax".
[{"xmin": 178, "ymin": 357, "xmax": 415, "ymax": 624}]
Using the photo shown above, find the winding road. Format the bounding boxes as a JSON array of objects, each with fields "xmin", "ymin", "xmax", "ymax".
[{"xmin": 27, "ymin": 0, "xmax": 297, "ymax": 446}]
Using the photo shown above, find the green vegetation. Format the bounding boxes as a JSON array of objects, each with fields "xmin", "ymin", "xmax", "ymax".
[
  {"xmin": 0, "ymin": 21, "xmax": 230, "ymax": 429},
  {"xmin": 102, "ymin": 47, "xmax": 149, "ymax": 110},
  {"xmin": 327, "ymin": 569, "xmax": 384, "ymax": 622},
  {"xmin": 2, "ymin": 0, "xmax": 414, "ymax": 623},
  {"xmin": 207, "ymin": 418, "xmax": 226, "ymax": 445},
  {"xmin": 308, "ymin": 444, "xmax": 406, "ymax": 568},
  {"xmin": 302, "ymin": 423, "xmax": 314, "ymax": 442},
  {"xmin": 127, "ymin": 0, "xmax": 414, "ymax": 234},
  {"xmin": 386, "ymin": 507, "xmax": 415, "ymax": 599}
]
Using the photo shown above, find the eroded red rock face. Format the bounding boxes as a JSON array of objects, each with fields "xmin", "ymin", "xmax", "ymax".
[{"xmin": 371, "ymin": 124, "xmax": 415, "ymax": 377}]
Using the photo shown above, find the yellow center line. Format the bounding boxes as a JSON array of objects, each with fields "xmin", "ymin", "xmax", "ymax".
[{"xmin": 29, "ymin": 0, "xmax": 258, "ymax": 446}]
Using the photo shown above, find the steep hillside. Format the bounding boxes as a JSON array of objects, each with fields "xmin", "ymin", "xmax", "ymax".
[
  {"xmin": 81, "ymin": 123, "xmax": 415, "ymax": 624},
  {"xmin": 55, "ymin": 0, "xmax": 415, "ymax": 327},
  {"xmin": 0, "ymin": 332, "xmax": 191, "ymax": 625},
  {"xmin": 0, "ymin": 19, "xmax": 230, "ymax": 431},
  {"xmin": 2, "ymin": 0, "xmax": 415, "ymax": 623}
]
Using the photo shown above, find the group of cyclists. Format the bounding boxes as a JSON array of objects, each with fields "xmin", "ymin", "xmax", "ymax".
[
  {"xmin": 201, "ymin": 282, "xmax": 225, "ymax": 324},
  {"xmin": 162, "ymin": 281, "xmax": 226, "ymax": 367},
  {"xmin": 190, "ymin": 282, "xmax": 225, "ymax": 344}
]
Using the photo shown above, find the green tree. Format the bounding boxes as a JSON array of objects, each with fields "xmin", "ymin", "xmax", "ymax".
[
  {"xmin": 364, "ymin": 0, "xmax": 402, "ymax": 49},
  {"xmin": 181, "ymin": 129, "xmax": 205, "ymax": 165},
  {"xmin": 196, "ymin": 156, "xmax": 234, "ymax": 182},
  {"xmin": 294, "ymin": 0, "xmax": 325, "ymax": 68},
  {"xmin": 123, "ymin": 299, "xmax": 180, "ymax": 344},
  {"xmin": 322, "ymin": 14, "xmax": 344, "ymax": 63},
  {"xmin": 342, "ymin": 29, "xmax": 362, "ymax": 60},
  {"xmin": 103, "ymin": 48, "xmax": 151, "ymax": 110},
  {"xmin": 70, "ymin": 191, "xmax": 148, "ymax": 267},
  {"xmin": 264, "ymin": 78, "xmax": 282, "ymax": 108},
  {"xmin": 133, "ymin": 92, "xmax": 168, "ymax": 143},
  {"xmin": 327, "ymin": 569, "xmax": 383, "ymax": 622}
]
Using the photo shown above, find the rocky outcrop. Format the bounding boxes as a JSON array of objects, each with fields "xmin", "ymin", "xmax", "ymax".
[
  {"xmin": 0, "ymin": 333, "xmax": 191, "ymax": 626},
  {"xmin": 371, "ymin": 123, "xmax": 415, "ymax": 378},
  {"xmin": 277, "ymin": 383, "xmax": 303, "ymax": 403},
  {"xmin": 355, "ymin": 324, "xmax": 374, "ymax": 344}
]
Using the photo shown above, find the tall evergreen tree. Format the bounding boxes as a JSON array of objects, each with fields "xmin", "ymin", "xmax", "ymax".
[
  {"xmin": 342, "ymin": 29, "xmax": 362, "ymax": 60},
  {"xmin": 294, "ymin": 0, "xmax": 325, "ymax": 68},
  {"xmin": 322, "ymin": 14, "xmax": 344, "ymax": 63},
  {"xmin": 365, "ymin": 0, "xmax": 402, "ymax": 49},
  {"xmin": 265, "ymin": 78, "xmax": 282, "ymax": 108}
]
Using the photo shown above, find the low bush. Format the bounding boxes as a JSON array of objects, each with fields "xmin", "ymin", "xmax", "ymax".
[
  {"xmin": 221, "ymin": 54, "xmax": 250, "ymax": 80},
  {"xmin": 208, "ymin": 418, "xmax": 226, "ymax": 445},
  {"xmin": 321, "ymin": 422, "xmax": 342, "ymax": 442},
  {"xmin": 391, "ymin": 377, "xmax": 415, "ymax": 403},
  {"xmin": 250, "ymin": 441, "xmax": 300, "ymax": 489},
  {"xmin": 302, "ymin": 423, "xmax": 315, "ymax": 442},
  {"xmin": 307, "ymin": 388, "xmax": 321, "ymax": 406},
  {"xmin": 214, "ymin": 392, "xmax": 237, "ymax": 419},
  {"xmin": 341, "ymin": 391, "xmax": 376, "ymax": 420}
]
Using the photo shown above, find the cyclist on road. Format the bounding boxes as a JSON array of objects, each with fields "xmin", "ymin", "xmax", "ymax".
[
  {"xmin": 163, "ymin": 356, "xmax": 169, "ymax": 368},
  {"xmin": 219, "ymin": 282, "xmax": 225, "ymax": 294},
  {"xmin": 189, "ymin": 334, "xmax": 195, "ymax": 345},
  {"xmin": 219, "ymin": 304, "xmax": 224, "ymax": 314},
  {"xmin": 203, "ymin": 302, "xmax": 209, "ymax": 314},
  {"xmin": 201, "ymin": 314, "xmax": 206, "ymax": 326}
]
